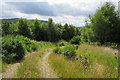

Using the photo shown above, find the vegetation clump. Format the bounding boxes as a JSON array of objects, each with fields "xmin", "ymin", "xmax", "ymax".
[
  {"xmin": 53, "ymin": 45, "xmax": 76, "ymax": 57},
  {"xmin": 2, "ymin": 35, "xmax": 38, "ymax": 63},
  {"xmin": 53, "ymin": 47, "xmax": 61, "ymax": 54},
  {"xmin": 70, "ymin": 36, "xmax": 81, "ymax": 44}
]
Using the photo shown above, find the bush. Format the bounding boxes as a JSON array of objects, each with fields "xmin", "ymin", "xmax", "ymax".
[
  {"xmin": 53, "ymin": 47, "xmax": 61, "ymax": 54},
  {"xmin": 2, "ymin": 35, "xmax": 38, "ymax": 63},
  {"xmin": 62, "ymin": 45, "xmax": 76, "ymax": 57},
  {"xmin": 25, "ymin": 45, "xmax": 32, "ymax": 52},
  {"xmin": 23, "ymin": 37, "xmax": 38, "ymax": 52},
  {"xmin": 2, "ymin": 35, "xmax": 26, "ymax": 63},
  {"xmin": 59, "ymin": 42, "xmax": 65, "ymax": 46},
  {"xmin": 70, "ymin": 36, "xmax": 81, "ymax": 44},
  {"xmin": 53, "ymin": 45, "xmax": 76, "ymax": 57},
  {"xmin": 31, "ymin": 44, "xmax": 38, "ymax": 51}
]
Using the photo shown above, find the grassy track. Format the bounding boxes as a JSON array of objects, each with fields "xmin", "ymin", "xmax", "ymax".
[{"xmin": 17, "ymin": 49, "xmax": 44, "ymax": 78}]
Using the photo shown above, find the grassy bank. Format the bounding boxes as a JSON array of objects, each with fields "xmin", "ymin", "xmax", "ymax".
[
  {"xmin": 49, "ymin": 44, "xmax": 118, "ymax": 78},
  {"xmin": 17, "ymin": 49, "xmax": 44, "ymax": 78},
  {"xmin": 1, "ymin": 61, "xmax": 8, "ymax": 72}
]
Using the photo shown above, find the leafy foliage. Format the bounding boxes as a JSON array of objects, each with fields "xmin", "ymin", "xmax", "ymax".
[
  {"xmin": 53, "ymin": 47, "xmax": 61, "ymax": 54},
  {"xmin": 18, "ymin": 18, "xmax": 32, "ymax": 38},
  {"xmin": 2, "ymin": 35, "xmax": 38, "ymax": 63},
  {"xmin": 53, "ymin": 45, "xmax": 76, "ymax": 57},
  {"xmin": 79, "ymin": 2, "xmax": 120, "ymax": 46},
  {"xmin": 2, "ymin": 18, "xmax": 80, "ymax": 42},
  {"xmin": 2, "ymin": 20, "xmax": 10, "ymax": 36},
  {"xmin": 2, "ymin": 35, "xmax": 26, "ymax": 63},
  {"xmin": 62, "ymin": 45, "xmax": 76, "ymax": 57},
  {"xmin": 70, "ymin": 36, "xmax": 81, "ymax": 44},
  {"xmin": 59, "ymin": 42, "xmax": 65, "ymax": 46}
]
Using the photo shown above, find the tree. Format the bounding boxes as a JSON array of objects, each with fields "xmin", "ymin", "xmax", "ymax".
[
  {"xmin": 33, "ymin": 19, "xmax": 41, "ymax": 41},
  {"xmin": 18, "ymin": 18, "xmax": 32, "ymax": 38},
  {"xmin": 56, "ymin": 23, "xmax": 62, "ymax": 40},
  {"xmin": 41, "ymin": 22, "xmax": 48, "ymax": 41},
  {"xmin": 2, "ymin": 20, "xmax": 10, "ymax": 36},
  {"xmin": 89, "ymin": 2, "xmax": 119, "ymax": 45},
  {"xmin": 68, "ymin": 25, "xmax": 76, "ymax": 39},
  {"xmin": 47, "ymin": 18, "xmax": 58, "ymax": 42},
  {"xmin": 80, "ymin": 27, "xmax": 88, "ymax": 42},
  {"xmin": 75, "ymin": 27, "xmax": 80, "ymax": 36},
  {"xmin": 9, "ymin": 22, "xmax": 18, "ymax": 35},
  {"xmin": 61, "ymin": 23, "xmax": 69, "ymax": 41}
]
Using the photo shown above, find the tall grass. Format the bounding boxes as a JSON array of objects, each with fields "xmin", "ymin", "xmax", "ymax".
[
  {"xmin": 1, "ymin": 61, "xmax": 8, "ymax": 72},
  {"xmin": 49, "ymin": 44, "xmax": 118, "ymax": 78},
  {"xmin": 17, "ymin": 50, "xmax": 44, "ymax": 78},
  {"xmin": 35, "ymin": 41, "xmax": 55, "ymax": 48},
  {"xmin": 48, "ymin": 53, "xmax": 85, "ymax": 78},
  {"xmin": 76, "ymin": 44, "xmax": 118, "ymax": 78}
]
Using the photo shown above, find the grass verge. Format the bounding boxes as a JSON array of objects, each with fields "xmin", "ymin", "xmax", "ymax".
[
  {"xmin": 49, "ymin": 44, "xmax": 118, "ymax": 78},
  {"xmin": 1, "ymin": 61, "xmax": 8, "ymax": 73},
  {"xmin": 17, "ymin": 49, "xmax": 45, "ymax": 78},
  {"xmin": 76, "ymin": 44, "xmax": 118, "ymax": 78},
  {"xmin": 48, "ymin": 53, "xmax": 85, "ymax": 78}
]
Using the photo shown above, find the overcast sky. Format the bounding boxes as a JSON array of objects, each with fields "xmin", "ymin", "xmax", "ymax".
[{"xmin": 0, "ymin": 0, "xmax": 119, "ymax": 27}]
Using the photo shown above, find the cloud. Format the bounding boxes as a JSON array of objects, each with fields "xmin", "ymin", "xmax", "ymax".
[
  {"xmin": 53, "ymin": 3, "xmax": 95, "ymax": 16},
  {"xmin": 6, "ymin": 2, "xmax": 56, "ymax": 16},
  {"xmin": 5, "ymin": 1, "xmax": 96, "ymax": 17},
  {"xmin": 1, "ymin": 0, "xmax": 120, "ymax": 26}
]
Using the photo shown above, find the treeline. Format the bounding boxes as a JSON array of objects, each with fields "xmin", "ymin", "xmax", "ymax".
[
  {"xmin": 2, "ymin": 18, "xmax": 80, "ymax": 42},
  {"xmin": 1, "ymin": 2, "xmax": 120, "ymax": 46},
  {"xmin": 80, "ymin": 2, "xmax": 120, "ymax": 46}
]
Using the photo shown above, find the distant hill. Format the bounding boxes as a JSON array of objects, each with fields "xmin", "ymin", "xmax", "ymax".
[
  {"xmin": 0, "ymin": 18, "xmax": 83, "ymax": 28},
  {"xmin": 0, "ymin": 18, "xmax": 48, "ymax": 23}
]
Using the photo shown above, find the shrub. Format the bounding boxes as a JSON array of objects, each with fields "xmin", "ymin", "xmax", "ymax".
[
  {"xmin": 23, "ymin": 37, "xmax": 38, "ymax": 52},
  {"xmin": 62, "ymin": 45, "xmax": 76, "ymax": 57},
  {"xmin": 2, "ymin": 35, "xmax": 26, "ymax": 63},
  {"xmin": 53, "ymin": 45, "xmax": 76, "ymax": 57},
  {"xmin": 24, "ymin": 37, "xmax": 33, "ymax": 45},
  {"xmin": 25, "ymin": 45, "xmax": 32, "ymax": 52},
  {"xmin": 70, "ymin": 36, "xmax": 81, "ymax": 44},
  {"xmin": 59, "ymin": 42, "xmax": 65, "ymax": 46},
  {"xmin": 2, "ymin": 35, "xmax": 38, "ymax": 63},
  {"xmin": 31, "ymin": 44, "xmax": 38, "ymax": 51},
  {"xmin": 2, "ymin": 53, "xmax": 16, "ymax": 63},
  {"xmin": 53, "ymin": 47, "xmax": 61, "ymax": 54}
]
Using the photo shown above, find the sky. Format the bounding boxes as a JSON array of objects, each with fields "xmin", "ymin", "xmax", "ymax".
[{"xmin": 0, "ymin": 0, "xmax": 119, "ymax": 27}]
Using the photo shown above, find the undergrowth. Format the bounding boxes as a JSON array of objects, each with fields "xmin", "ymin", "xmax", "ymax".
[{"xmin": 50, "ymin": 44, "xmax": 118, "ymax": 78}]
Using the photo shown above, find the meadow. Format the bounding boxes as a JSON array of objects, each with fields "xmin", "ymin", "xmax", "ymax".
[{"xmin": 49, "ymin": 43, "xmax": 118, "ymax": 78}]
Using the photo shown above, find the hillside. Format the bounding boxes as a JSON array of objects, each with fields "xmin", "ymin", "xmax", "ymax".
[{"xmin": 0, "ymin": 18, "xmax": 48, "ymax": 23}]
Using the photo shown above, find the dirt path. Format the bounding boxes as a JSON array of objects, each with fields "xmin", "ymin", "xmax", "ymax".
[
  {"xmin": 1, "ymin": 63, "xmax": 20, "ymax": 78},
  {"xmin": 1, "ymin": 51, "xmax": 38, "ymax": 78},
  {"xmin": 37, "ymin": 48, "xmax": 58, "ymax": 78},
  {"xmin": 1, "ymin": 48, "xmax": 58, "ymax": 78}
]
